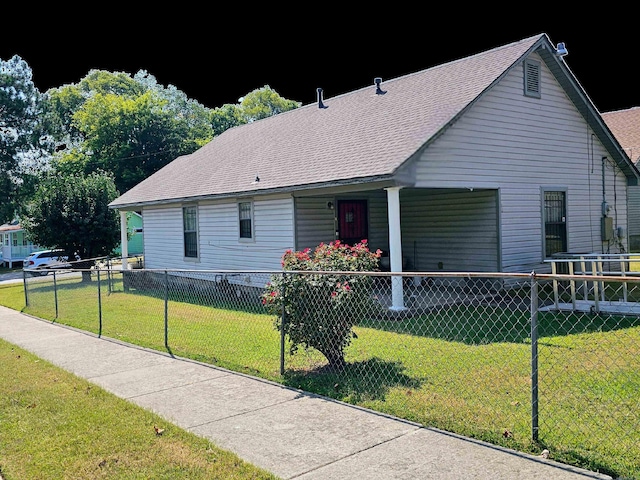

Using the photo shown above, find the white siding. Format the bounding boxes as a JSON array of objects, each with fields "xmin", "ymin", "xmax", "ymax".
[
  {"xmin": 411, "ymin": 52, "xmax": 629, "ymax": 273},
  {"xmin": 142, "ymin": 195, "xmax": 295, "ymax": 272},
  {"xmin": 294, "ymin": 190, "xmax": 389, "ymax": 253},
  {"xmin": 294, "ymin": 196, "xmax": 336, "ymax": 249},
  {"xmin": 399, "ymin": 189, "xmax": 498, "ymax": 272},
  {"xmin": 628, "ymin": 186, "xmax": 640, "ymax": 251},
  {"xmin": 142, "ymin": 205, "xmax": 184, "ymax": 270}
]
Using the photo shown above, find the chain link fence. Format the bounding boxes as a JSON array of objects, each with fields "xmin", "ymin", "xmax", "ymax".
[{"xmin": 22, "ymin": 267, "xmax": 639, "ymax": 478}]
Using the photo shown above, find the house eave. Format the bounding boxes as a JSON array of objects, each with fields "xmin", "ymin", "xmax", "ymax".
[{"xmin": 109, "ymin": 174, "xmax": 400, "ymax": 210}]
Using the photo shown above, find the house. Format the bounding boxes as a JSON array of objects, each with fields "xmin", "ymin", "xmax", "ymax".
[
  {"xmin": 601, "ymin": 107, "xmax": 640, "ymax": 251},
  {"xmin": 109, "ymin": 33, "xmax": 640, "ymax": 310},
  {"xmin": 0, "ymin": 221, "xmax": 41, "ymax": 268},
  {"xmin": 110, "ymin": 211, "xmax": 144, "ymax": 258}
]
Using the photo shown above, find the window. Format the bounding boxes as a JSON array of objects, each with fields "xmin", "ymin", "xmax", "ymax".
[
  {"xmin": 523, "ymin": 59, "xmax": 541, "ymax": 98},
  {"xmin": 543, "ymin": 190, "xmax": 567, "ymax": 258},
  {"xmin": 239, "ymin": 201, "xmax": 253, "ymax": 240},
  {"xmin": 183, "ymin": 205, "xmax": 198, "ymax": 258}
]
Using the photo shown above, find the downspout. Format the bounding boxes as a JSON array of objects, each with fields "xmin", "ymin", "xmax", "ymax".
[{"xmin": 602, "ymin": 156, "xmax": 607, "ymax": 208}]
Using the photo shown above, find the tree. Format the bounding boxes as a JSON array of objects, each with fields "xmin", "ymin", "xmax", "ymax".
[
  {"xmin": 0, "ymin": 55, "xmax": 52, "ymax": 223},
  {"xmin": 44, "ymin": 70, "xmax": 214, "ymax": 194},
  {"xmin": 209, "ymin": 86, "xmax": 301, "ymax": 136},
  {"xmin": 22, "ymin": 171, "xmax": 120, "ymax": 281},
  {"xmin": 43, "ymin": 74, "xmax": 302, "ymax": 195},
  {"xmin": 210, "ymin": 103, "xmax": 244, "ymax": 137},
  {"xmin": 262, "ymin": 240, "xmax": 381, "ymax": 370},
  {"xmin": 238, "ymin": 85, "xmax": 301, "ymax": 123}
]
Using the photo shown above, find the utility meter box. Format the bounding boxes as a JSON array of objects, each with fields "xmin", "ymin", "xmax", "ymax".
[{"xmin": 601, "ymin": 216, "xmax": 614, "ymax": 241}]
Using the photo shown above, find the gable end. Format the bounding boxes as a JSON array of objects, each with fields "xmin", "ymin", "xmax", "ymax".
[{"xmin": 523, "ymin": 58, "xmax": 541, "ymax": 98}]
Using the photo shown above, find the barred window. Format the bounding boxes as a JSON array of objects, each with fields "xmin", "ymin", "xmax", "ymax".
[{"xmin": 183, "ymin": 206, "xmax": 198, "ymax": 258}]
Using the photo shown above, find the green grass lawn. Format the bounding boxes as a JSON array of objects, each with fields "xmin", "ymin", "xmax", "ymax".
[
  {"xmin": 1, "ymin": 277, "xmax": 638, "ymax": 479},
  {"xmin": 0, "ymin": 337, "xmax": 278, "ymax": 479}
]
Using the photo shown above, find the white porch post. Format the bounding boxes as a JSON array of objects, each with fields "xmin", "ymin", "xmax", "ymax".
[
  {"xmin": 385, "ymin": 186, "xmax": 405, "ymax": 311},
  {"xmin": 120, "ymin": 211, "xmax": 128, "ymax": 270},
  {"xmin": 8, "ymin": 231, "xmax": 14, "ymax": 268}
]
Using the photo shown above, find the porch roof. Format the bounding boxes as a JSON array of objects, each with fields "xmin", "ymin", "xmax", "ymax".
[{"xmin": 0, "ymin": 223, "xmax": 22, "ymax": 233}]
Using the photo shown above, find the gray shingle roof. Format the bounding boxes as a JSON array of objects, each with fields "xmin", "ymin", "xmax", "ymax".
[
  {"xmin": 110, "ymin": 34, "xmax": 546, "ymax": 209},
  {"xmin": 602, "ymin": 107, "xmax": 640, "ymax": 164}
]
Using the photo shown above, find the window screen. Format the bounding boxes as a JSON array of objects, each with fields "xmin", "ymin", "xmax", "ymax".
[
  {"xmin": 239, "ymin": 202, "xmax": 253, "ymax": 239},
  {"xmin": 183, "ymin": 206, "xmax": 198, "ymax": 258}
]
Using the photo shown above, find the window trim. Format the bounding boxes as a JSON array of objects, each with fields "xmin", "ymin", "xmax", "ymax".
[
  {"xmin": 523, "ymin": 58, "xmax": 541, "ymax": 99},
  {"xmin": 541, "ymin": 187, "xmax": 568, "ymax": 260},
  {"xmin": 238, "ymin": 200, "xmax": 254, "ymax": 242},
  {"xmin": 182, "ymin": 204, "xmax": 199, "ymax": 260}
]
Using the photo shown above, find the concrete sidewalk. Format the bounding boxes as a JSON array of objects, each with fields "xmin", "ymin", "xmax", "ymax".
[{"xmin": 0, "ymin": 305, "xmax": 612, "ymax": 479}]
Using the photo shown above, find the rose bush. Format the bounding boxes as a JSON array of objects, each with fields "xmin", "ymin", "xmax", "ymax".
[{"xmin": 262, "ymin": 240, "xmax": 381, "ymax": 370}]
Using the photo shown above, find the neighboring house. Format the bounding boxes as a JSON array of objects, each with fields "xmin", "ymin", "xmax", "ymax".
[
  {"xmin": 601, "ymin": 107, "xmax": 640, "ymax": 251},
  {"xmin": 0, "ymin": 221, "xmax": 41, "ymax": 268},
  {"xmin": 109, "ymin": 33, "xmax": 640, "ymax": 309},
  {"xmin": 110, "ymin": 211, "xmax": 144, "ymax": 257}
]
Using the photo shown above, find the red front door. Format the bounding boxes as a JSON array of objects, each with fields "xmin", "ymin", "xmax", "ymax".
[{"xmin": 338, "ymin": 200, "xmax": 368, "ymax": 246}]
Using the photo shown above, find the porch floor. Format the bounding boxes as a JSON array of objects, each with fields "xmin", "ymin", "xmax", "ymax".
[
  {"xmin": 539, "ymin": 299, "xmax": 640, "ymax": 315},
  {"xmin": 372, "ymin": 282, "xmax": 498, "ymax": 317}
]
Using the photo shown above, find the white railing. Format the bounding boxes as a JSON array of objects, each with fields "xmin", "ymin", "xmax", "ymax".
[
  {"xmin": 545, "ymin": 253, "xmax": 640, "ymax": 310},
  {"xmin": 0, "ymin": 244, "xmax": 41, "ymax": 267}
]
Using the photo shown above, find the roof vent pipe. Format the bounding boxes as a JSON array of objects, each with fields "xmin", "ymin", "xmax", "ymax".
[
  {"xmin": 374, "ymin": 77, "xmax": 386, "ymax": 95},
  {"xmin": 317, "ymin": 87, "xmax": 325, "ymax": 108}
]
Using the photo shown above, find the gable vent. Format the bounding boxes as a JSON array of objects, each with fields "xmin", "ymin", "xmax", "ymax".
[{"xmin": 523, "ymin": 59, "xmax": 541, "ymax": 98}]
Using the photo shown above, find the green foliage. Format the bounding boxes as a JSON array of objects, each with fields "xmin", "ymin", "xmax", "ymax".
[
  {"xmin": 0, "ymin": 55, "xmax": 52, "ymax": 222},
  {"xmin": 262, "ymin": 240, "xmax": 381, "ymax": 369},
  {"xmin": 239, "ymin": 85, "xmax": 301, "ymax": 122},
  {"xmin": 44, "ymin": 69, "xmax": 215, "ymax": 194},
  {"xmin": 210, "ymin": 85, "xmax": 301, "ymax": 136},
  {"xmin": 0, "ymin": 339, "xmax": 278, "ymax": 479},
  {"xmin": 1, "ymin": 58, "xmax": 303, "ymax": 227},
  {"xmin": 21, "ymin": 170, "xmax": 120, "ymax": 259},
  {"xmin": 210, "ymin": 103, "xmax": 244, "ymax": 137}
]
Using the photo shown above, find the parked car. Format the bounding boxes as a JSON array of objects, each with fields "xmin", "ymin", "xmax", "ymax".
[{"xmin": 23, "ymin": 249, "xmax": 80, "ymax": 276}]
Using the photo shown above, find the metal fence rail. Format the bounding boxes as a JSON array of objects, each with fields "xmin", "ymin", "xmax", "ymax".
[{"xmin": 23, "ymin": 268, "xmax": 640, "ymax": 478}]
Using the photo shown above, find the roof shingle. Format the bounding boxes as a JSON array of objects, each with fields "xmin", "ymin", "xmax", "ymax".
[
  {"xmin": 602, "ymin": 107, "xmax": 640, "ymax": 163},
  {"xmin": 110, "ymin": 34, "xmax": 545, "ymax": 209}
]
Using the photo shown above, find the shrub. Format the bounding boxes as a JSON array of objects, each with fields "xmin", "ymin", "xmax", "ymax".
[{"xmin": 262, "ymin": 240, "xmax": 381, "ymax": 370}]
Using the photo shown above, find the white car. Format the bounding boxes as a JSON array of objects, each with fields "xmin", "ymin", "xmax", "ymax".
[{"xmin": 23, "ymin": 249, "xmax": 80, "ymax": 276}]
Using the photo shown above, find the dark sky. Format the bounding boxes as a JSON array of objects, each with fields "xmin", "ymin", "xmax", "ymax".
[{"xmin": 1, "ymin": 14, "xmax": 636, "ymax": 113}]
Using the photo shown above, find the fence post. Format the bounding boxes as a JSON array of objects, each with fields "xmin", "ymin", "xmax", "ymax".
[
  {"xmin": 530, "ymin": 271, "xmax": 539, "ymax": 442},
  {"xmin": 164, "ymin": 270, "xmax": 169, "ymax": 349},
  {"xmin": 23, "ymin": 270, "xmax": 29, "ymax": 307},
  {"xmin": 280, "ymin": 272, "xmax": 287, "ymax": 375},
  {"xmin": 97, "ymin": 269, "xmax": 102, "ymax": 337},
  {"xmin": 107, "ymin": 260, "xmax": 112, "ymax": 294},
  {"xmin": 53, "ymin": 271, "xmax": 58, "ymax": 318}
]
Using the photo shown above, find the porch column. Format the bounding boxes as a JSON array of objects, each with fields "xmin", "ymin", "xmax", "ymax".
[
  {"xmin": 385, "ymin": 186, "xmax": 405, "ymax": 311},
  {"xmin": 9, "ymin": 231, "xmax": 14, "ymax": 268},
  {"xmin": 120, "ymin": 211, "xmax": 128, "ymax": 270}
]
